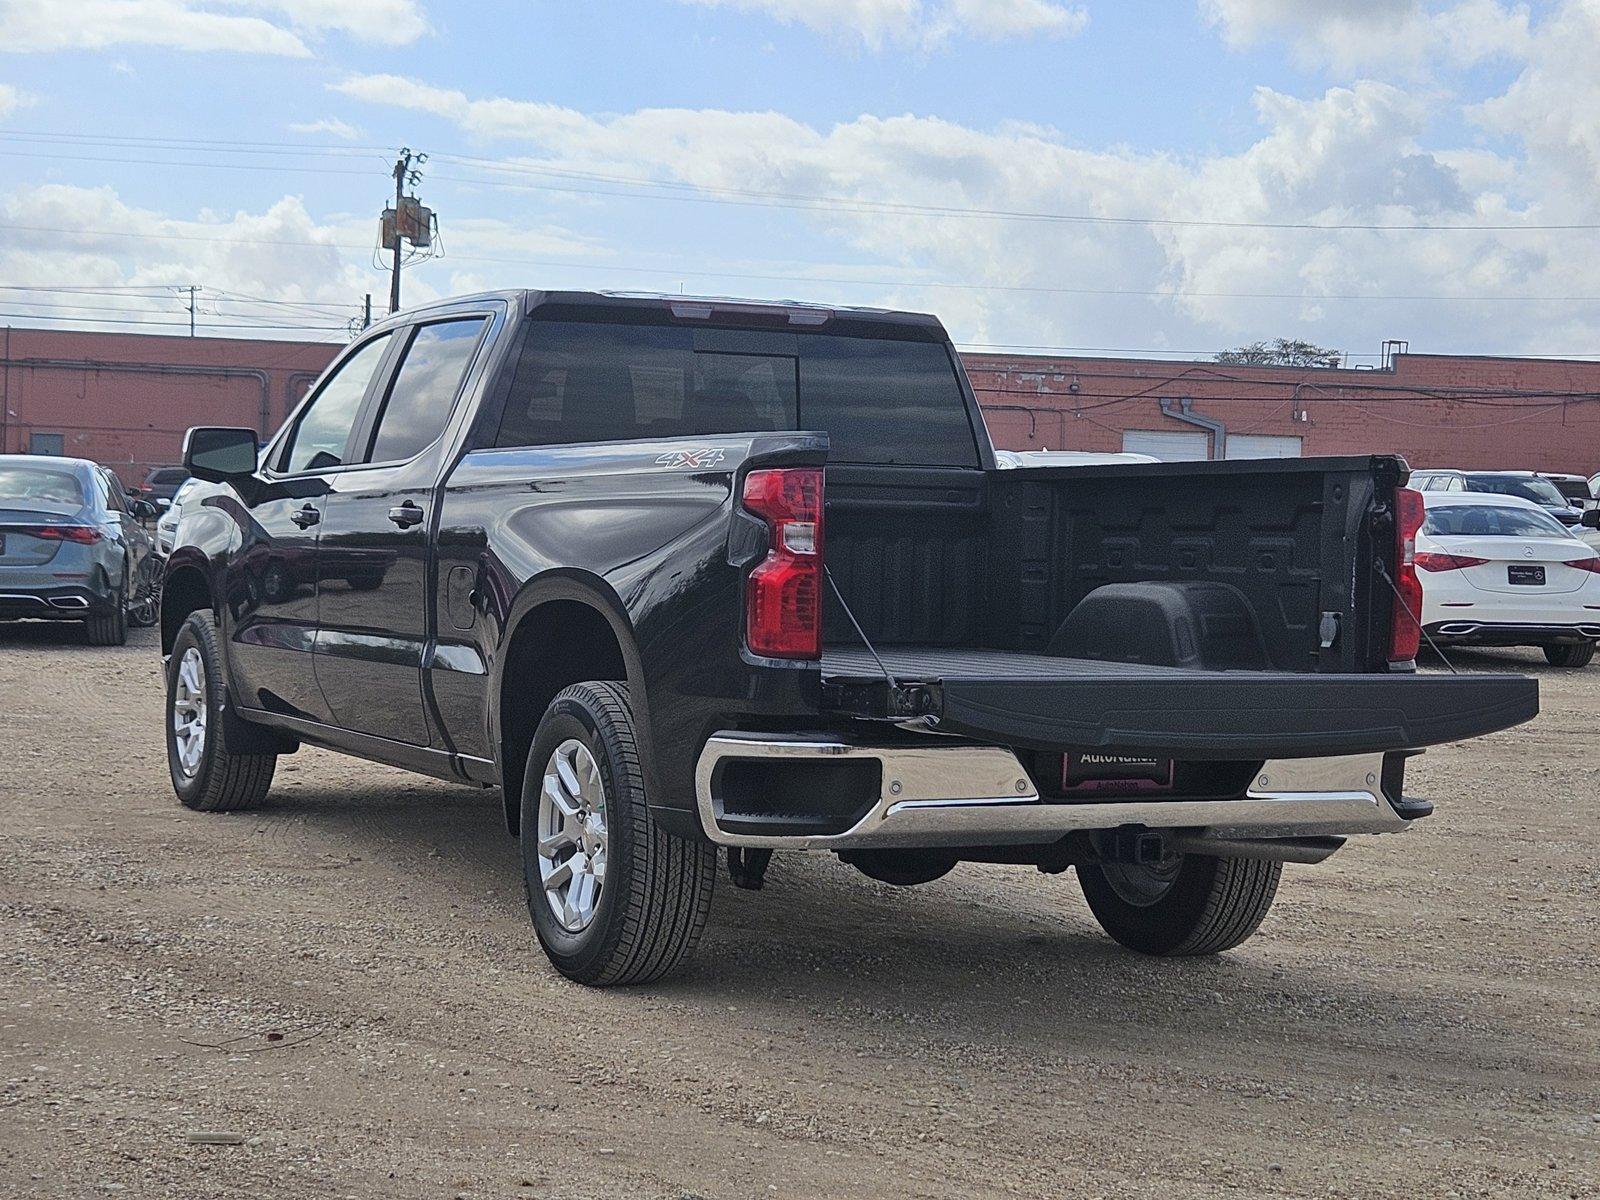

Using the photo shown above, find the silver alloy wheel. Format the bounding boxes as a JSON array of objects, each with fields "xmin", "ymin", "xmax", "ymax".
[
  {"xmin": 171, "ymin": 646, "xmax": 208, "ymax": 778},
  {"xmin": 536, "ymin": 738, "xmax": 610, "ymax": 933},
  {"xmin": 1098, "ymin": 853, "xmax": 1184, "ymax": 908}
]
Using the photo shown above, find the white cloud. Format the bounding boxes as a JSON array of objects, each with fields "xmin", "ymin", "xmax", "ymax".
[
  {"xmin": 0, "ymin": 81, "xmax": 33, "ymax": 118},
  {"xmin": 331, "ymin": 70, "xmax": 1600, "ymax": 358},
  {"xmin": 679, "ymin": 0, "xmax": 1086, "ymax": 48},
  {"xmin": 288, "ymin": 117, "xmax": 363, "ymax": 140},
  {"xmin": 1474, "ymin": 0, "xmax": 1600, "ymax": 210},
  {"xmin": 0, "ymin": 0, "xmax": 429, "ymax": 56},
  {"xmin": 1200, "ymin": 0, "xmax": 1531, "ymax": 73}
]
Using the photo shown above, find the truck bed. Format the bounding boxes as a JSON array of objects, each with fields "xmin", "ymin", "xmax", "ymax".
[{"xmin": 820, "ymin": 645, "xmax": 1539, "ymax": 759}]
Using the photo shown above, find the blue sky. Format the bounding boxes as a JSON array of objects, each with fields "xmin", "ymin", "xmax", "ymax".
[{"xmin": 0, "ymin": 0, "xmax": 1596, "ymax": 362}]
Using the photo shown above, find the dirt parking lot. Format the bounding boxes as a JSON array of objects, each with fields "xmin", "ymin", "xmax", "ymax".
[{"xmin": 1, "ymin": 624, "xmax": 1596, "ymax": 1199}]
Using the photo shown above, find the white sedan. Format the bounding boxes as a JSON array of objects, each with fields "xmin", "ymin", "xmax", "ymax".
[
  {"xmin": 155, "ymin": 477, "xmax": 199, "ymax": 557},
  {"xmin": 1417, "ymin": 491, "xmax": 1600, "ymax": 667}
]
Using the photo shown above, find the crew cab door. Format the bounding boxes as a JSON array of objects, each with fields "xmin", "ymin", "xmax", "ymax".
[
  {"xmin": 226, "ymin": 331, "xmax": 396, "ymax": 722},
  {"xmin": 313, "ymin": 314, "xmax": 496, "ymax": 746}
]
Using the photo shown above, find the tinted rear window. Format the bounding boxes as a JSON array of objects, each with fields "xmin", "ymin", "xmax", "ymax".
[
  {"xmin": 495, "ymin": 321, "xmax": 978, "ymax": 467},
  {"xmin": 1467, "ymin": 475, "xmax": 1567, "ymax": 507},
  {"xmin": 0, "ymin": 464, "xmax": 85, "ymax": 505},
  {"xmin": 1424, "ymin": 504, "xmax": 1573, "ymax": 539}
]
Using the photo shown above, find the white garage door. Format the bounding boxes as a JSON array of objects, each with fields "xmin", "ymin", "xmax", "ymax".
[
  {"xmin": 1122, "ymin": 430, "xmax": 1210, "ymax": 461},
  {"xmin": 1226, "ymin": 434, "xmax": 1303, "ymax": 460}
]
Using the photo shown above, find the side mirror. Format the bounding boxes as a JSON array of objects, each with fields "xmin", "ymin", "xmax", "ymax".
[
  {"xmin": 1581, "ymin": 509, "xmax": 1600, "ymax": 529},
  {"xmin": 155, "ymin": 497, "xmax": 172, "ymax": 511},
  {"xmin": 184, "ymin": 426, "xmax": 259, "ymax": 483},
  {"xmin": 131, "ymin": 499, "xmax": 159, "ymax": 520}
]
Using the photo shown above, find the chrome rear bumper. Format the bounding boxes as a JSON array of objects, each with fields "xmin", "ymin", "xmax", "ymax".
[{"xmin": 694, "ymin": 733, "xmax": 1409, "ymax": 851}]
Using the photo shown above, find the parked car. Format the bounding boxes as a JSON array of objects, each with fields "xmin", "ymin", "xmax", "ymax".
[
  {"xmin": 0, "ymin": 455, "xmax": 160, "ymax": 644},
  {"xmin": 155, "ymin": 477, "xmax": 200, "ymax": 557},
  {"xmin": 1536, "ymin": 472, "xmax": 1597, "ymax": 512},
  {"xmin": 994, "ymin": 450, "xmax": 1160, "ymax": 468},
  {"xmin": 1410, "ymin": 469, "xmax": 1583, "ymax": 526},
  {"xmin": 1416, "ymin": 491, "xmax": 1600, "ymax": 667},
  {"xmin": 160, "ymin": 290, "xmax": 1538, "ymax": 987},
  {"xmin": 141, "ymin": 465, "xmax": 191, "ymax": 506}
]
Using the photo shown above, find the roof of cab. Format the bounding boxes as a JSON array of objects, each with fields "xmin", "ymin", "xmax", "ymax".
[{"xmin": 374, "ymin": 289, "xmax": 946, "ymax": 334}]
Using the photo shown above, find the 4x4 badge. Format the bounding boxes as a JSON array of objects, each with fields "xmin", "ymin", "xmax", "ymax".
[{"xmin": 655, "ymin": 448, "xmax": 726, "ymax": 470}]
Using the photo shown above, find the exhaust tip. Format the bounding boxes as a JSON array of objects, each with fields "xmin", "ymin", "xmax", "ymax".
[
  {"xmin": 1436, "ymin": 622, "xmax": 1478, "ymax": 636},
  {"xmin": 48, "ymin": 595, "xmax": 90, "ymax": 610}
]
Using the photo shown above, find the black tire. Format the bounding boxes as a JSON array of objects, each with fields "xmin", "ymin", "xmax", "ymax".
[
  {"xmin": 165, "ymin": 610, "xmax": 276, "ymax": 812},
  {"xmin": 1543, "ymin": 642, "xmax": 1595, "ymax": 668},
  {"xmin": 84, "ymin": 582, "xmax": 127, "ymax": 646},
  {"xmin": 1078, "ymin": 852, "xmax": 1281, "ymax": 956},
  {"xmin": 520, "ymin": 681, "xmax": 716, "ymax": 986}
]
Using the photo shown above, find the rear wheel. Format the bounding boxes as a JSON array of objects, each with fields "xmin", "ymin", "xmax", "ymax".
[
  {"xmin": 1078, "ymin": 851, "xmax": 1281, "ymax": 956},
  {"xmin": 166, "ymin": 610, "xmax": 276, "ymax": 811},
  {"xmin": 1544, "ymin": 642, "xmax": 1595, "ymax": 668},
  {"xmin": 84, "ymin": 583, "xmax": 127, "ymax": 646},
  {"xmin": 520, "ymin": 681, "xmax": 716, "ymax": 986}
]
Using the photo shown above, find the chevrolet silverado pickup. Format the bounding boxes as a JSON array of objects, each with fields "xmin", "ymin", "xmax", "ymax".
[{"xmin": 161, "ymin": 291, "xmax": 1539, "ymax": 986}]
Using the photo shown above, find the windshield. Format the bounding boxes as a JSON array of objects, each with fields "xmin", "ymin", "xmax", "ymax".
[
  {"xmin": 1424, "ymin": 503, "xmax": 1575, "ymax": 539},
  {"xmin": 1466, "ymin": 475, "xmax": 1568, "ymax": 507},
  {"xmin": 1544, "ymin": 478, "xmax": 1590, "ymax": 503},
  {"xmin": 0, "ymin": 464, "xmax": 86, "ymax": 505}
]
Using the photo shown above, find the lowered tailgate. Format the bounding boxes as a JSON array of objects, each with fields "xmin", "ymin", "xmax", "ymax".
[{"xmin": 821, "ymin": 646, "xmax": 1538, "ymax": 759}]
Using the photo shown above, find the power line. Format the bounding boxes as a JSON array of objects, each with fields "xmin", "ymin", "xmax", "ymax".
[
  {"xmin": 5, "ymin": 220, "xmax": 1600, "ymax": 307},
  {"xmin": 2, "ymin": 128, "xmax": 1598, "ymax": 233}
]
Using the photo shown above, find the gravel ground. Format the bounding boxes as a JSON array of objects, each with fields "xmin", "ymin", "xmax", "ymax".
[{"xmin": 1, "ymin": 623, "xmax": 1596, "ymax": 1199}]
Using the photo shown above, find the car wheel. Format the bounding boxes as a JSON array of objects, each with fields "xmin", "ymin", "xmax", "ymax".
[
  {"xmin": 1543, "ymin": 643, "xmax": 1595, "ymax": 668},
  {"xmin": 166, "ymin": 610, "xmax": 276, "ymax": 811},
  {"xmin": 84, "ymin": 583, "xmax": 128, "ymax": 646},
  {"xmin": 520, "ymin": 681, "xmax": 716, "ymax": 986},
  {"xmin": 1078, "ymin": 851, "xmax": 1281, "ymax": 956}
]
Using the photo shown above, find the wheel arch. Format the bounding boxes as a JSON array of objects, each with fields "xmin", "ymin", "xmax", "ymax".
[
  {"xmin": 492, "ymin": 571, "xmax": 649, "ymax": 835},
  {"xmin": 160, "ymin": 551, "xmax": 214, "ymax": 655}
]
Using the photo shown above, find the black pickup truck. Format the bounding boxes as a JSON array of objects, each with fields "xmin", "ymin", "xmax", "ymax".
[{"xmin": 161, "ymin": 291, "xmax": 1538, "ymax": 986}]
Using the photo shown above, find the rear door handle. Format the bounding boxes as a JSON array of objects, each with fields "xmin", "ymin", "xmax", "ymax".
[
  {"xmin": 388, "ymin": 501, "xmax": 424, "ymax": 529},
  {"xmin": 290, "ymin": 505, "xmax": 321, "ymax": 529}
]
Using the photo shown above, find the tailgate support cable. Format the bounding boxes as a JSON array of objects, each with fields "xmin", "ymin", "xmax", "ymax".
[{"xmin": 824, "ymin": 566, "xmax": 898, "ymax": 688}]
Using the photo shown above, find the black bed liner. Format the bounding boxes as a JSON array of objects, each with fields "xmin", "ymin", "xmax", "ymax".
[{"xmin": 820, "ymin": 645, "xmax": 1539, "ymax": 759}]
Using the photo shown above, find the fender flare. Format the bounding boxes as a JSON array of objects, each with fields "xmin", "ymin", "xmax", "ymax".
[{"xmin": 488, "ymin": 569, "xmax": 657, "ymax": 815}]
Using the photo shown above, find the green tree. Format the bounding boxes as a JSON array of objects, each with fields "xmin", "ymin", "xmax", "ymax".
[{"xmin": 1216, "ymin": 338, "xmax": 1343, "ymax": 368}]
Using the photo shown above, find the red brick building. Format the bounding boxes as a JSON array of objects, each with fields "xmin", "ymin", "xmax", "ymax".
[
  {"xmin": 0, "ymin": 327, "xmax": 339, "ymax": 485},
  {"xmin": 968, "ymin": 351, "xmax": 1600, "ymax": 473},
  {"xmin": 4, "ymin": 325, "xmax": 1598, "ymax": 483}
]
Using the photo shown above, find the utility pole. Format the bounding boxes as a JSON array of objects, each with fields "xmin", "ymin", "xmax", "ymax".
[
  {"xmin": 383, "ymin": 148, "xmax": 431, "ymax": 315},
  {"xmin": 390, "ymin": 151, "xmax": 409, "ymax": 314},
  {"xmin": 363, "ymin": 293, "xmax": 372, "ymax": 329},
  {"xmin": 184, "ymin": 285, "xmax": 199, "ymax": 337}
]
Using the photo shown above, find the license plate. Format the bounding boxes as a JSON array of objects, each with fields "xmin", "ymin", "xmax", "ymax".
[
  {"xmin": 1508, "ymin": 564, "xmax": 1545, "ymax": 586},
  {"xmin": 1062, "ymin": 753, "xmax": 1174, "ymax": 793}
]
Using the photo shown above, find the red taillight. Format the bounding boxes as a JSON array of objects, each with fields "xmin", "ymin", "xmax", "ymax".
[
  {"xmin": 1415, "ymin": 551, "xmax": 1489, "ymax": 572},
  {"xmin": 742, "ymin": 467, "xmax": 823, "ymax": 659},
  {"xmin": 1389, "ymin": 487, "xmax": 1425, "ymax": 663},
  {"xmin": 1565, "ymin": 556, "xmax": 1600, "ymax": 574},
  {"xmin": 20, "ymin": 524, "xmax": 102, "ymax": 544}
]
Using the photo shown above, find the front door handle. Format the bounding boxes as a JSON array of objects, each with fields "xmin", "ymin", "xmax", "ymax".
[
  {"xmin": 290, "ymin": 504, "xmax": 321, "ymax": 529},
  {"xmin": 388, "ymin": 501, "xmax": 424, "ymax": 529}
]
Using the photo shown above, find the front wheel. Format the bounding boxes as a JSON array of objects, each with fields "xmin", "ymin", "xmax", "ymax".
[
  {"xmin": 520, "ymin": 681, "xmax": 716, "ymax": 986},
  {"xmin": 166, "ymin": 610, "xmax": 276, "ymax": 811},
  {"xmin": 1078, "ymin": 852, "xmax": 1281, "ymax": 956},
  {"xmin": 1544, "ymin": 642, "xmax": 1595, "ymax": 668}
]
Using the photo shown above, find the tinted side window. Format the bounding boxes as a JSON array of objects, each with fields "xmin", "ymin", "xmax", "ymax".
[
  {"xmin": 280, "ymin": 333, "xmax": 391, "ymax": 474},
  {"xmin": 365, "ymin": 319, "xmax": 487, "ymax": 463},
  {"xmin": 497, "ymin": 322, "xmax": 796, "ymax": 448},
  {"xmin": 799, "ymin": 337, "xmax": 978, "ymax": 467}
]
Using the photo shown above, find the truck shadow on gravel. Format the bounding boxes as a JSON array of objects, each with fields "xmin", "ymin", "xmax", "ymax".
[{"xmin": 250, "ymin": 779, "xmax": 1505, "ymax": 1069}]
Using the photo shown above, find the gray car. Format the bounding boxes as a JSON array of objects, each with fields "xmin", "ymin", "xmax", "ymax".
[{"xmin": 0, "ymin": 455, "xmax": 160, "ymax": 644}]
